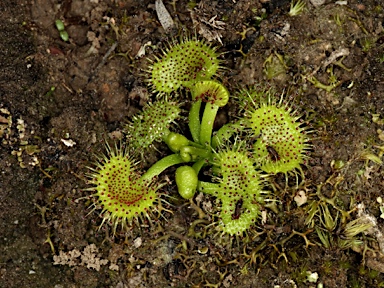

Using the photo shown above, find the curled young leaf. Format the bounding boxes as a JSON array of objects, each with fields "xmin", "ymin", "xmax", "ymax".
[{"xmin": 175, "ymin": 166, "xmax": 198, "ymax": 199}]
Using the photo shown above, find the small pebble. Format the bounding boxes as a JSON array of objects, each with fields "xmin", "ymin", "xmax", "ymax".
[{"xmin": 310, "ymin": 0, "xmax": 326, "ymax": 6}]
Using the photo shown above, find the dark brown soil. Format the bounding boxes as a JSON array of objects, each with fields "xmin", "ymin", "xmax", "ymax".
[{"xmin": 1, "ymin": 0, "xmax": 384, "ymax": 287}]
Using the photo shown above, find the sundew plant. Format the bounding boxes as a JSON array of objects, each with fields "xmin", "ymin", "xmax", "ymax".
[{"xmin": 86, "ymin": 37, "xmax": 311, "ymax": 237}]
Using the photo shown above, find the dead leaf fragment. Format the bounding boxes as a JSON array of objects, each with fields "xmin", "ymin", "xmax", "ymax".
[{"xmin": 155, "ymin": 0, "xmax": 175, "ymax": 32}]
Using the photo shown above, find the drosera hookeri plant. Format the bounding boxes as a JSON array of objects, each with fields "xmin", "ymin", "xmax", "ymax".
[{"xmin": 83, "ymin": 35, "xmax": 313, "ymax": 239}]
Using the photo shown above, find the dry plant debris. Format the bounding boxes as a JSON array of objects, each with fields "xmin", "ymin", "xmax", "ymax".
[{"xmin": 53, "ymin": 244, "xmax": 111, "ymax": 272}]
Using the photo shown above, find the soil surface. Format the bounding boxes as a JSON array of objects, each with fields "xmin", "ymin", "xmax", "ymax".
[{"xmin": 1, "ymin": 0, "xmax": 384, "ymax": 287}]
